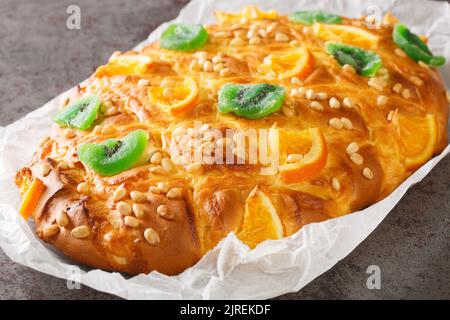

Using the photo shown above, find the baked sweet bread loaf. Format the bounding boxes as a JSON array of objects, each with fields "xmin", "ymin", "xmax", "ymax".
[{"xmin": 15, "ymin": 6, "xmax": 449, "ymax": 275}]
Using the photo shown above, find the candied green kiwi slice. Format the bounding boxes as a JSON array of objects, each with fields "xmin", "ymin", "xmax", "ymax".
[
  {"xmin": 52, "ymin": 95, "xmax": 101, "ymax": 130},
  {"xmin": 326, "ymin": 43, "xmax": 382, "ymax": 77},
  {"xmin": 160, "ymin": 23, "xmax": 208, "ymax": 51},
  {"xmin": 393, "ymin": 23, "xmax": 445, "ymax": 67},
  {"xmin": 289, "ymin": 11, "xmax": 342, "ymax": 25},
  {"xmin": 218, "ymin": 83, "xmax": 286, "ymax": 120},
  {"xmin": 78, "ymin": 129, "xmax": 149, "ymax": 177}
]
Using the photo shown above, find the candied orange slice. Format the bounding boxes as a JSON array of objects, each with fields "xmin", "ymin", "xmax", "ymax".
[
  {"xmin": 96, "ymin": 54, "xmax": 152, "ymax": 77},
  {"xmin": 393, "ymin": 113, "xmax": 437, "ymax": 169},
  {"xmin": 313, "ymin": 23, "xmax": 379, "ymax": 48},
  {"xmin": 148, "ymin": 77, "xmax": 199, "ymax": 115},
  {"xmin": 276, "ymin": 128, "xmax": 328, "ymax": 184},
  {"xmin": 260, "ymin": 47, "xmax": 315, "ymax": 80},
  {"xmin": 237, "ymin": 187, "xmax": 283, "ymax": 248},
  {"xmin": 19, "ymin": 177, "xmax": 45, "ymax": 220},
  {"xmin": 216, "ymin": 5, "xmax": 278, "ymax": 23}
]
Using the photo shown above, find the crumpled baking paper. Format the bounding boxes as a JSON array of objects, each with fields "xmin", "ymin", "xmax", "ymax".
[{"xmin": 0, "ymin": 0, "xmax": 449, "ymax": 300}]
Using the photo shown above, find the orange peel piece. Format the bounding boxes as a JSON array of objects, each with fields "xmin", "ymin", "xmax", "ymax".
[
  {"xmin": 313, "ymin": 23, "xmax": 379, "ymax": 49},
  {"xmin": 148, "ymin": 77, "xmax": 199, "ymax": 115},
  {"xmin": 19, "ymin": 177, "xmax": 45, "ymax": 220},
  {"xmin": 393, "ymin": 113, "xmax": 437, "ymax": 169},
  {"xmin": 278, "ymin": 128, "xmax": 328, "ymax": 184},
  {"xmin": 216, "ymin": 5, "xmax": 278, "ymax": 23},
  {"xmin": 96, "ymin": 54, "xmax": 152, "ymax": 77},
  {"xmin": 261, "ymin": 47, "xmax": 315, "ymax": 80},
  {"xmin": 237, "ymin": 187, "xmax": 283, "ymax": 248}
]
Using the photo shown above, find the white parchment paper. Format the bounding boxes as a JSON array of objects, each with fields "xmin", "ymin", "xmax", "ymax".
[{"xmin": 0, "ymin": 0, "xmax": 449, "ymax": 300}]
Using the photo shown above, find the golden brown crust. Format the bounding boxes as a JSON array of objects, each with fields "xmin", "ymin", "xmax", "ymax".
[{"xmin": 15, "ymin": 8, "xmax": 449, "ymax": 275}]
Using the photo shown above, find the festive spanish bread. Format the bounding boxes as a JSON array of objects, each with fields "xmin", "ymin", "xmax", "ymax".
[{"xmin": 15, "ymin": 6, "xmax": 449, "ymax": 275}]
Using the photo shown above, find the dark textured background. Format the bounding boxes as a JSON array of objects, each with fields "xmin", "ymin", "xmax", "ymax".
[{"xmin": 0, "ymin": 0, "xmax": 449, "ymax": 300}]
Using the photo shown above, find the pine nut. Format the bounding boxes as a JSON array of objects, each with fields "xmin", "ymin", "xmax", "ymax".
[
  {"xmin": 316, "ymin": 92, "xmax": 328, "ymax": 100},
  {"xmin": 212, "ymin": 56, "xmax": 224, "ymax": 64},
  {"xmin": 185, "ymin": 163, "xmax": 203, "ymax": 173},
  {"xmin": 101, "ymin": 125, "xmax": 115, "ymax": 135},
  {"xmin": 189, "ymin": 60, "xmax": 200, "ymax": 71},
  {"xmin": 219, "ymin": 68, "xmax": 231, "ymax": 77},
  {"xmin": 306, "ymin": 89, "xmax": 316, "ymax": 100},
  {"xmin": 377, "ymin": 95, "xmax": 388, "ymax": 105},
  {"xmin": 362, "ymin": 167, "xmax": 374, "ymax": 180},
  {"xmin": 112, "ymin": 187, "xmax": 127, "ymax": 202},
  {"xmin": 290, "ymin": 88, "xmax": 299, "ymax": 97},
  {"xmin": 214, "ymin": 31, "xmax": 228, "ymax": 38},
  {"xmin": 342, "ymin": 64, "xmax": 355, "ymax": 73},
  {"xmin": 329, "ymin": 97, "xmax": 341, "ymax": 109},
  {"xmin": 258, "ymin": 29, "xmax": 268, "ymax": 38},
  {"xmin": 346, "ymin": 142, "xmax": 359, "ymax": 154},
  {"xmin": 286, "ymin": 154, "xmax": 303, "ymax": 163},
  {"xmin": 194, "ymin": 51, "xmax": 207, "ymax": 59},
  {"xmin": 157, "ymin": 182, "xmax": 169, "ymax": 193},
  {"xmin": 290, "ymin": 77, "xmax": 302, "ymax": 85},
  {"xmin": 281, "ymin": 106, "xmax": 295, "ymax": 118},
  {"xmin": 203, "ymin": 61, "xmax": 214, "ymax": 72},
  {"xmin": 310, "ymin": 101, "xmax": 324, "ymax": 112},
  {"xmin": 124, "ymin": 216, "xmax": 139, "ymax": 228},
  {"xmin": 368, "ymin": 77, "xmax": 384, "ymax": 91},
  {"xmin": 275, "ymin": 32, "xmax": 289, "ymax": 42},
  {"xmin": 387, "ymin": 110, "xmax": 395, "ymax": 122},
  {"xmin": 40, "ymin": 163, "xmax": 51, "ymax": 177},
  {"xmin": 137, "ymin": 78, "xmax": 150, "ymax": 87},
  {"xmin": 38, "ymin": 136, "xmax": 50, "ymax": 147},
  {"xmin": 331, "ymin": 177, "xmax": 341, "ymax": 191},
  {"xmin": 249, "ymin": 36, "xmax": 261, "ymax": 45},
  {"xmin": 289, "ymin": 40, "xmax": 299, "ymax": 46},
  {"xmin": 266, "ymin": 22, "xmax": 278, "ymax": 34},
  {"xmin": 117, "ymin": 201, "xmax": 132, "ymax": 216},
  {"xmin": 393, "ymin": 83, "xmax": 402, "ymax": 93},
  {"xmin": 446, "ymin": 91, "xmax": 450, "ymax": 104},
  {"xmin": 105, "ymin": 106, "xmax": 118, "ymax": 116},
  {"xmin": 144, "ymin": 228, "xmax": 160, "ymax": 246},
  {"xmin": 395, "ymin": 48, "xmax": 407, "ymax": 57},
  {"xmin": 57, "ymin": 162, "xmax": 69, "ymax": 170},
  {"xmin": 56, "ymin": 210, "xmax": 69, "ymax": 227},
  {"xmin": 401, "ymin": 88, "xmax": 411, "ymax": 99},
  {"xmin": 157, "ymin": 204, "xmax": 174, "ymax": 220},
  {"xmin": 341, "ymin": 117, "xmax": 353, "ymax": 129},
  {"xmin": 350, "ymin": 153, "xmax": 364, "ymax": 165},
  {"xmin": 93, "ymin": 125, "xmax": 102, "ymax": 134},
  {"xmin": 213, "ymin": 63, "xmax": 224, "ymax": 72},
  {"xmin": 230, "ymin": 38, "xmax": 245, "ymax": 47},
  {"xmin": 410, "ymin": 76, "xmax": 423, "ymax": 86},
  {"xmin": 160, "ymin": 158, "xmax": 173, "ymax": 172},
  {"xmin": 43, "ymin": 225, "xmax": 59, "ymax": 238},
  {"xmin": 130, "ymin": 191, "xmax": 147, "ymax": 203},
  {"xmin": 71, "ymin": 225, "xmax": 90, "ymax": 239},
  {"xmin": 132, "ymin": 203, "xmax": 145, "ymax": 218},
  {"xmin": 150, "ymin": 152, "xmax": 162, "ymax": 164},
  {"xmin": 329, "ymin": 118, "xmax": 343, "ymax": 129},
  {"xmin": 343, "ymin": 97, "xmax": 354, "ymax": 108},
  {"xmin": 167, "ymin": 187, "xmax": 183, "ymax": 199},
  {"xmin": 297, "ymin": 87, "xmax": 307, "ymax": 98},
  {"xmin": 418, "ymin": 61, "xmax": 430, "ymax": 69},
  {"xmin": 77, "ymin": 182, "xmax": 90, "ymax": 195}
]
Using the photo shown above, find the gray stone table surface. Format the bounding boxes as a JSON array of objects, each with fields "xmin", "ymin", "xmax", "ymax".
[{"xmin": 0, "ymin": 0, "xmax": 449, "ymax": 300}]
